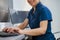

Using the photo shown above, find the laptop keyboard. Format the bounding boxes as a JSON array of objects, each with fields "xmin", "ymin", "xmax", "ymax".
[{"xmin": 0, "ymin": 31, "xmax": 19, "ymax": 37}]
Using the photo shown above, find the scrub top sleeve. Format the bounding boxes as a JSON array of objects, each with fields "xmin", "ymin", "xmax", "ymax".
[
  {"xmin": 39, "ymin": 7, "xmax": 52, "ymax": 22},
  {"xmin": 27, "ymin": 13, "xmax": 30, "ymax": 19}
]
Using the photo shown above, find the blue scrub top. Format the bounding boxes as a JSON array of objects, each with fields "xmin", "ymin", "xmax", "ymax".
[{"xmin": 27, "ymin": 2, "xmax": 55, "ymax": 40}]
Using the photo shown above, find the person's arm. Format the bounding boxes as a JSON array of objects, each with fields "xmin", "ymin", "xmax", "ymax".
[
  {"xmin": 17, "ymin": 18, "xmax": 29, "ymax": 29},
  {"xmin": 2, "ymin": 18, "xmax": 29, "ymax": 33},
  {"xmin": 19, "ymin": 20, "xmax": 48, "ymax": 36}
]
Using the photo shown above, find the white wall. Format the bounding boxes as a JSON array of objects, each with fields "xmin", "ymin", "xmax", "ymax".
[
  {"xmin": 13, "ymin": 0, "xmax": 31, "ymax": 11},
  {"xmin": 8, "ymin": 0, "xmax": 13, "ymax": 9},
  {"xmin": 0, "ymin": 0, "xmax": 8, "ymax": 10}
]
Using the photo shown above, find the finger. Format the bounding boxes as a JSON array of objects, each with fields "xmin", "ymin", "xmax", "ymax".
[
  {"xmin": 9, "ymin": 30, "xmax": 15, "ymax": 33},
  {"xmin": 12, "ymin": 28, "xmax": 18, "ymax": 33},
  {"xmin": 13, "ymin": 28, "xmax": 19, "ymax": 33},
  {"xmin": 8, "ymin": 28, "xmax": 16, "ymax": 33},
  {"xmin": 3, "ymin": 27, "xmax": 8, "ymax": 32},
  {"xmin": 9, "ymin": 28, "xmax": 14, "ymax": 33},
  {"xmin": 7, "ymin": 28, "xmax": 12, "ymax": 32},
  {"xmin": 3, "ymin": 27, "xmax": 6, "ymax": 31},
  {"xmin": 7, "ymin": 28, "xmax": 15, "ymax": 33}
]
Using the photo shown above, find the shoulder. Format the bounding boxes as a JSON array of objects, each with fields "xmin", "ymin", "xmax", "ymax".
[
  {"xmin": 39, "ymin": 6, "xmax": 52, "ymax": 21},
  {"xmin": 41, "ymin": 6, "xmax": 51, "ymax": 14},
  {"xmin": 41, "ymin": 6, "xmax": 52, "ymax": 17},
  {"xmin": 36, "ymin": 3, "xmax": 51, "ymax": 15}
]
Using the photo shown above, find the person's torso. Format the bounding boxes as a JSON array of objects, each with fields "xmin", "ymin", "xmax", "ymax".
[{"xmin": 28, "ymin": 2, "xmax": 55, "ymax": 40}]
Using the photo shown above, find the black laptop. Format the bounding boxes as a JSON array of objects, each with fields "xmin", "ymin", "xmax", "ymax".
[{"xmin": 0, "ymin": 31, "xmax": 19, "ymax": 37}]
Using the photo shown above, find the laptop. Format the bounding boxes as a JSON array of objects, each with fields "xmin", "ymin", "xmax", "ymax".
[{"xmin": 0, "ymin": 8, "xmax": 19, "ymax": 37}]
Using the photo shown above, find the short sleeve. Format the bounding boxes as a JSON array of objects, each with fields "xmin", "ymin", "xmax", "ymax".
[
  {"xmin": 39, "ymin": 7, "xmax": 52, "ymax": 22},
  {"xmin": 27, "ymin": 12, "xmax": 30, "ymax": 19}
]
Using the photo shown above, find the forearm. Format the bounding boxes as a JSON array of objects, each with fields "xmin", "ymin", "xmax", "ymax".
[
  {"xmin": 17, "ymin": 23, "xmax": 27, "ymax": 29},
  {"xmin": 17, "ymin": 18, "xmax": 28, "ymax": 29},
  {"xmin": 20, "ymin": 28, "xmax": 46, "ymax": 36}
]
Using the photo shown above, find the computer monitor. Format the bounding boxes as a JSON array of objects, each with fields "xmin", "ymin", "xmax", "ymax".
[
  {"xmin": 9, "ymin": 9, "xmax": 28, "ymax": 24},
  {"xmin": 0, "ymin": 10, "xmax": 9, "ymax": 22}
]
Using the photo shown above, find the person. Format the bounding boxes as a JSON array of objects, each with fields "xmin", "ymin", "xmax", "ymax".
[{"xmin": 3, "ymin": 0, "xmax": 56, "ymax": 40}]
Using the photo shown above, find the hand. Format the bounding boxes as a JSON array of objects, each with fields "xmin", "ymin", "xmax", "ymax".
[{"xmin": 3, "ymin": 27, "xmax": 21, "ymax": 34}]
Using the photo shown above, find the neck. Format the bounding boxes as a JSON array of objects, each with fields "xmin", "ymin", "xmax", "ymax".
[
  {"xmin": 32, "ymin": 7, "xmax": 36, "ymax": 13},
  {"xmin": 34, "ymin": 7, "xmax": 36, "ymax": 11}
]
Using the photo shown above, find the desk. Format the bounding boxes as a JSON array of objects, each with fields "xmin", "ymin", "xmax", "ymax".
[{"xmin": 0, "ymin": 35, "xmax": 25, "ymax": 40}]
